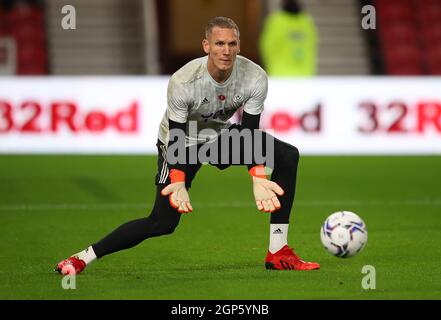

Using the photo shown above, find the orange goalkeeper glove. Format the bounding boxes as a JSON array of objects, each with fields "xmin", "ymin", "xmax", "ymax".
[
  {"xmin": 249, "ymin": 165, "xmax": 284, "ymax": 213},
  {"xmin": 161, "ymin": 169, "xmax": 193, "ymax": 214}
]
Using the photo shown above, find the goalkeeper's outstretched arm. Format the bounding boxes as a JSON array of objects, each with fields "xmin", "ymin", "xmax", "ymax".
[{"xmin": 161, "ymin": 119, "xmax": 193, "ymax": 214}]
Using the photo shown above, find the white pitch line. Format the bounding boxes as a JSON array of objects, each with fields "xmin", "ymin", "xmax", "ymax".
[{"xmin": 0, "ymin": 199, "xmax": 440, "ymax": 212}]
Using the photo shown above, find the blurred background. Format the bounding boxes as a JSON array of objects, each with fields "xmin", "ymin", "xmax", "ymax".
[
  {"xmin": 1, "ymin": 0, "xmax": 440, "ymax": 76},
  {"xmin": 0, "ymin": 0, "xmax": 440, "ymax": 154}
]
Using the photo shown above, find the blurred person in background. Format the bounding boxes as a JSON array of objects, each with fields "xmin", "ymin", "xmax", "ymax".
[{"xmin": 259, "ymin": 0, "xmax": 318, "ymax": 76}]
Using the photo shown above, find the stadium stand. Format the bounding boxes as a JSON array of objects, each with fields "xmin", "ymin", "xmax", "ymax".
[
  {"xmin": 45, "ymin": 0, "xmax": 145, "ymax": 75},
  {"xmin": 2, "ymin": 0, "xmax": 440, "ymax": 76},
  {"xmin": 301, "ymin": 0, "xmax": 370, "ymax": 75},
  {"xmin": 375, "ymin": 0, "xmax": 441, "ymax": 75},
  {"xmin": 0, "ymin": 0, "xmax": 46, "ymax": 75}
]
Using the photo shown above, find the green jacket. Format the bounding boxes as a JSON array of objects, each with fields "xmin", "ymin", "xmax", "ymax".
[{"xmin": 260, "ymin": 11, "xmax": 318, "ymax": 76}]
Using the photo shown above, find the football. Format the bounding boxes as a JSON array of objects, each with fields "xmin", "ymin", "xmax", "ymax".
[{"xmin": 320, "ymin": 211, "xmax": 368, "ymax": 258}]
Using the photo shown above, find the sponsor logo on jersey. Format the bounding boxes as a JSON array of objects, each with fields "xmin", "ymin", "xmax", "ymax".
[{"xmin": 201, "ymin": 107, "xmax": 236, "ymax": 122}]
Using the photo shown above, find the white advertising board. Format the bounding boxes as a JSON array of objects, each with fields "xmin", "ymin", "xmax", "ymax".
[{"xmin": 0, "ymin": 77, "xmax": 440, "ymax": 154}]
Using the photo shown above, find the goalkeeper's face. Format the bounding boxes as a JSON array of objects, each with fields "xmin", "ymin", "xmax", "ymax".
[{"xmin": 203, "ymin": 27, "xmax": 240, "ymax": 73}]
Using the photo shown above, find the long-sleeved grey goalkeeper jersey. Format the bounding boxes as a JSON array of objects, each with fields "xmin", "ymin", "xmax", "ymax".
[{"xmin": 158, "ymin": 55, "xmax": 268, "ymax": 146}]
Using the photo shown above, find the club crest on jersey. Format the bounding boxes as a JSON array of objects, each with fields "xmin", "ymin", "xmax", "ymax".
[
  {"xmin": 218, "ymin": 95, "xmax": 226, "ymax": 101},
  {"xmin": 233, "ymin": 95, "xmax": 243, "ymax": 103}
]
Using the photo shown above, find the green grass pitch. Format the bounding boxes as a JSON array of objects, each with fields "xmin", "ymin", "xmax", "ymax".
[{"xmin": 1, "ymin": 155, "xmax": 440, "ymax": 300}]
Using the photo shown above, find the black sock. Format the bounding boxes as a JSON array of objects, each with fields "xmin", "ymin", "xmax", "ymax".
[{"xmin": 92, "ymin": 187, "xmax": 181, "ymax": 258}]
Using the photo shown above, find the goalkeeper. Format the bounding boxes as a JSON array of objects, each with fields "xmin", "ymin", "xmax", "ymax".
[{"xmin": 56, "ymin": 17, "xmax": 319, "ymax": 274}]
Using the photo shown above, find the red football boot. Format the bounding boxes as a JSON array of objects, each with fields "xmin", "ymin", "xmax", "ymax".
[
  {"xmin": 55, "ymin": 256, "xmax": 86, "ymax": 275},
  {"xmin": 265, "ymin": 245, "xmax": 320, "ymax": 270}
]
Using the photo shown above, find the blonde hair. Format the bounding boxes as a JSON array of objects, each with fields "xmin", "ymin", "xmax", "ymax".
[{"xmin": 205, "ymin": 17, "xmax": 240, "ymax": 39}]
